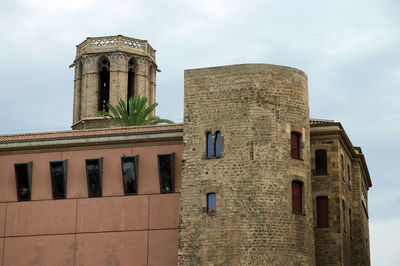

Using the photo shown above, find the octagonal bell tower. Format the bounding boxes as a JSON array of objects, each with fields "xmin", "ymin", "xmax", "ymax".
[{"xmin": 70, "ymin": 35, "xmax": 158, "ymax": 130}]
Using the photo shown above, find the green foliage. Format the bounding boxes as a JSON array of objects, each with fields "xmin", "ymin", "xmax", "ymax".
[{"xmin": 98, "ymin": 95, "xmax": 173, "ymax": 127}]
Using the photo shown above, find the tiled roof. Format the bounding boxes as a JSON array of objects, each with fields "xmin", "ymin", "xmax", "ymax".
[{"xmin": 0, "ymin": 124, "xmax": 184, "ymax": 143}]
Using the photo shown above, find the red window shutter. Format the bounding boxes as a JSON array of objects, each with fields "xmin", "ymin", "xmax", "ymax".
[
  {"xmin": 291, "ymin": 133, "xmax": 300, "ymax": 159},
  {"xmin": 292, "ymin": 182, "xmax": 302, "ymax": 213},
  {"xmin": 317, "ymin": 197, "xmax": 329, "ymax": 227}
]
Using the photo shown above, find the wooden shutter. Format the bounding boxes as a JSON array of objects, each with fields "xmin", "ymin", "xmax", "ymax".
[
  {"xmin": 291, "ymin": 133, "xmax": 300, "ymax": 159},
  {"xmin": 317, "ymin": 197, "xmax": 329, "ymax": 227},
  {"xmin": 292, "ymin": 182, "xmax": 302, "ymax": 213}
]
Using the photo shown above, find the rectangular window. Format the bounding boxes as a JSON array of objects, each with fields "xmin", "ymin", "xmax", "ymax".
[
  {"xmin": 316, "ymin": 196, "xmax": 329, "ymax": 227},
  {"xmin": 206, "ymin": 132, "xmax": 213, "ymax": 158},
  {"xmin": 85, "ymin": 158, "xmax": 103, "ymax": 197},
  {"xmin": 207, "ymin": 193, "xmax": 216, "ymax": 213},
  {"xmin": 158, "ymin": 153, "xmax": 175, "ymax": 193},
  {"xmin": 315, "ymin": 149, "xmax": 327, "ymax": 175},
  {"xmin": 121, "ymin": 156, "xmax": 138, "ymax": 195},
  {"xmin": 49, "ymin": 160, "xmax": 67, "ymax": 199},
  {"xmin": 214, "ymin": 131, "xmax": 221, "ymax": 158},
  {"xmin": 292, "ymin": 181, "xmax": 302, "ymax": 213},
  {"xmin": 14, "ymin": 162, "xmax": 33, "ymax": 201},
  {"xmin": 291, "ymin": 132, "xmax": 301, "ymax": 159}
]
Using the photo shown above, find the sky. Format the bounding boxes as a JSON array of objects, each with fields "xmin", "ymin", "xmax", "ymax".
[{"xmin": 0, "ymin": 0, "xmax": 399, "ymax": 264}]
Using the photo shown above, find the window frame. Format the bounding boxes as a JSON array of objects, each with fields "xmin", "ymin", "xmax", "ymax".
[
  {"xmin": 85, "ymin": 157, "xmax": 103, "ymax": 198},
  {"xmin": 14, "ymin": 161, "xmax": 33, "ymax": 202},
  {"xmin": 49, "ymin": 160, "xmax": 68, "ymax": 200},
  {"xmin": 157, "ymin": 153, "xmax": 175, "ymax": 194},
  {"xmin": 121, "ymin": 155, "xmax": 139, "ymax": 196},
  {"xmin": 290, "ymin": 132, "xmax": 301, "ymax": 159},
  {"xmin": 291, "ymin": 180, "xmax": 303, "ymax": 214}
]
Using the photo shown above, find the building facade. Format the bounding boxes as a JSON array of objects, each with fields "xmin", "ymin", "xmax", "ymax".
[{"xmin": 0, "ymin": 36, "xmax": 371, "ymax": 265}]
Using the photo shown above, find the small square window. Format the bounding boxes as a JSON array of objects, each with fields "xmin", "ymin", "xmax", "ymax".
[{"xmin": 85, "ymin": 158, "xmax": 103, "ymax": 198}]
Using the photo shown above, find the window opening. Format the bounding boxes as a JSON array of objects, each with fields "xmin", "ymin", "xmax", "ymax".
[
  {"xmin": 342, "ymin": 200, "xmax": 347, "ymax": 232},
  {"xmin": 98, "ymin": 57, "xmax": 110, "ymax": 112},
  {"xmin": 292, "ymin": 181, "xmax": 303, "ymax": 214},
  {"xmin": 341, "ymin": 154, "xmax": 345, "ymax": 180},
  {"xmin": 121, "ymin": 156, "xmax": 138, "ymax": 195},
  {"xmin": 127, "ymin": 58, "xmax": 136, "ymax": 112},
  {"xmin": 49, "ymin": 160, "xmax": 67, "ymax": 199},
  {"xmin": 214, "ymin": 131, "xmax": 221, "ymax": 158},
  {"xmin": 316, "ymin": 196, "xmax": 329, "ymax": 227},
  {"xmin": 158, "ymin": 153, "xmax": 175, "ymax": 193},
  {"xmin": 206, "ymin": 132, "xmax": 213, "ymax": 159},
  {"xmin": 347, "ymin": 164, "xmax": 351, "ymax": 184},
  {"xmin": 207, "ymin": 193, "xmax": 216, "ymax": 213},
  {"xmin": 315, "ymin": 149, "xmax": 327, "ymax": 175},
  {"xmin": 14, "ymin": 162, "xmax": 33, "ymax": 201},
  {"xmin": 85, "ymin": 158, "xmax": 103, "ymax": 197},
  {"xmin": 349, "ymin": 208, "xmax": 352, "ymax": 238},
  {"xmin": 291, "ymin": 132, "xmax": 301, "ymax": 159}
]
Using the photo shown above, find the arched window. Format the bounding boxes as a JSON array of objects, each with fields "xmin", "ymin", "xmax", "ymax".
[
  {"xmin": 291, "ymin": 132, "xmax": 301, "ymax": 159},
  {"xmin": 98, "ymin": 57, "xmax": 110, "ymax": 112},
  {"xmin": 127, "ymin": 58, "xmax": 136, "ymax": 112},
  {"xmin": 214, "ymin": 131, "xmax": 221, "ymax": 158},
  {"xmin": 206, "ymin": 132, "xmax": 213, "ymax": 159},
  {"xmin": 316, "ymin": 196, "xmax": 329, "ymax": 227},
  {"xmin": 315, "ymin": 149, "xmax": 327, "ymax": 175},
  {"xmin": 292, "ymin": 181, "xmax": 303, "ymax": 214}
]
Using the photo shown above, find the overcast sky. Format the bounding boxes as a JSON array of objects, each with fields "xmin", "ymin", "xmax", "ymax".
[{"xmin": 0, "ymin": 0, "xmax": 399, "ymax": 264}]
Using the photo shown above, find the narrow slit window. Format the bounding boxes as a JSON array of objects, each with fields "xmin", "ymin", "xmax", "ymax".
[
  {"xmin": 121, "ymin": 156, "xmax": 138, "ymax": 195},
  {"xmin": 85, "ymin": 158, "xmax": 103, "ymax": 197},
  {"xmin": 14, "ymin": 162, "xmax": 32, "ymax": 201},
  {"xmin": 347, "ymin": 164, "xmax": 351, "ymax": 183},
  {"xmin": 315, "ymin": 149, "xmax": 327, "ymax": 175},
  {"xmin": 127, "ymin": 58, "xmax": 136, "ymax": 112},
  {"xmin": 291, "ymin": 132, "xmax": 301, "ymax": 159},
  {"xmin": 206, "ymin": 132, "xmax": 213, "ymax": 159},
  {"xmin": 292, "ymin": 181, "xmax": 303, "ymax": 214},
  {"xmin": 98, "ymin": 57, "xmax": 110, "ymax": 112},
  {"xmin": 49, "ymin": 160, "xmax": 67, "ymax": 199},
  {"xmin": 207, "ymin": 193, "xmax": 216, "ymax": 213},
  {"xmin": 342, "ymin": 200, "xmax": 347, "ymax": 232},
  {"xmin": 158, "ymin": 153, "xmax": 175, "ymax": 193},
  {"xmin": 316, "ymin": 196, "xmax": 329, "ymax": 227},
  {"xmin": 341, "ymin": 155, "xmax": 345, "ymax": 180},
  {"xmin": 214, "ymin": 131, "xmax": 221, "ymax": 158}
]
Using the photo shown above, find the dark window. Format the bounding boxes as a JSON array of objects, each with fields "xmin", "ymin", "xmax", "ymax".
[
  {"xmin": 85, "ymin": 158, "xmax": 103, "ymax": 197},
  {"xmin": 292, "ymin": 181, "xmax": 303, "ymax": 213},
  {"xmin": 206, "ymin": 132, "xmax": 213, "ymax": 159},
  {"xmin": 316, "ymin": 196, "xmax": 329, "ymax": 227},
  {"xmin": 98, "ymin": 57, "xmax": 110, "ymax": 112},
  {"xmin": 342, "ymin": 200, "xmax": 347, "ymax": 232},
  {"xmin": 127, "ymin": 58, "xmax": 136, "ymax": 112},
  {"xmin": 49, "ymin": 160, "xmax": 67, "ymax": 199},
  {"xmin": 14, "ymin": 162, "xmax": 32, "ymax": 201},
  {"xmin": 207, "ymin": 193, "xmax": 216, "ymax": 213},
  {"xmin": 315, "ymin": 149, "xmax": 327, "ymax": 175},
  {"xmin": 341, "ymin": 154, "xmax": 345, "ymax": 180},
  {"xmin": 347, "ymin": 164, "xmax": 351, "ymax": 183},
  {"xmin": 349, "ymin": 208, "xmax": 352, "ymax": 237},
  {"xmin": 158, "ymin": 153, "xmax": 175, "ymax": 193},
  {"xmin": 121, "ymin": 156, "xmax": 138, "ymax": 195},
  {"xmin": 291, "ymin": 132, "xmax": 301, "ymax": 159},
  {"xmin": 214, "ymin": 131, "xmax": 221, "ymax": 158}
]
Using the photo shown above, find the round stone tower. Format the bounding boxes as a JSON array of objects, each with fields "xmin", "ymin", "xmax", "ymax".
[
  {"xmin": 179, "ymin": 64, "xmax": 315, "ymax": 265},
  {"xmin": 70, "ymin": 35, "xmax": 158, "ymax": 130}
]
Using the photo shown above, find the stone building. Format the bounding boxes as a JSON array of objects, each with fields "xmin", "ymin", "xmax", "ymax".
[{"xmin": 0, "ymin": 35, "xmax": 371, "ymax": 265}]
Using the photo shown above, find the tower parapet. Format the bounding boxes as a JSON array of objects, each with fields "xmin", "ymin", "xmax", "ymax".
[{"xmin": 70, "ymin": 35, "xmax": 157, "ymax": 130}]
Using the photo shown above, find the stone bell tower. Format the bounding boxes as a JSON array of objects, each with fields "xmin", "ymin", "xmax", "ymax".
[{"xmin": 70, "ymin": 35, "xmax": 158, "ymax": 130}]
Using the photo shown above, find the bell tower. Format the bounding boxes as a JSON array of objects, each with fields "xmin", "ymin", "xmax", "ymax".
[{"xmin": 70, "ymin": 35, "xmax": 158, "ymax": 130}]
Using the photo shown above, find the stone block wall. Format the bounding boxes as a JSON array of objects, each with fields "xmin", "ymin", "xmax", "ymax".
[{"xmin": 179, "ymin": 64, "xmax": 315, "ymax": 265}]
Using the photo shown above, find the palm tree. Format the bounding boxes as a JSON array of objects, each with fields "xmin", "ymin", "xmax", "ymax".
[{"xmin": 98, "ymin": 95, "xmax": 173, "ymax": 126}]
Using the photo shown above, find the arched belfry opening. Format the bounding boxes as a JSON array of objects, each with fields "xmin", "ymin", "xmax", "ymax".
[
  {"xmin": 127, "ymin": 58, "xmax": 136, "ymax": 111},
  {"xmin": 71, "ymin": 35, "xmax": 158, "ymax": 130},
  {"xmin": 98, "ymin": 57, "xmax": 110, "ymax": 112}
]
